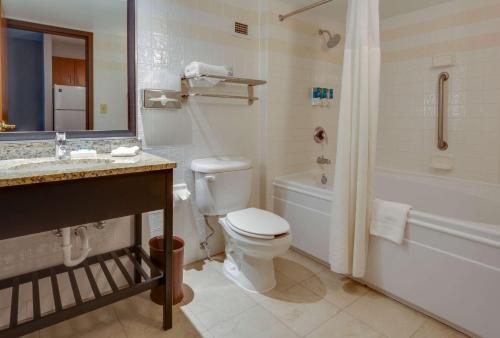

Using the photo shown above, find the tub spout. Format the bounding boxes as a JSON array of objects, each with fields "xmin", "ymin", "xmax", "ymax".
[{"xmin": 61, "ymin": 226, "xmax": 91, "ymax": 267}]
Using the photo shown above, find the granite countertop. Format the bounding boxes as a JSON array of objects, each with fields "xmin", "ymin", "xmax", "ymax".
[{"xmin": 0, "ymin": 152, "xmax": 176, "ymax": 188}]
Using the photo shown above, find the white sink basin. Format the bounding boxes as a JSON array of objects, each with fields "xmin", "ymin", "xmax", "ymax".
[{"xmin": 8, "ymin": 159, "xmax": 113, "ymax": 172}]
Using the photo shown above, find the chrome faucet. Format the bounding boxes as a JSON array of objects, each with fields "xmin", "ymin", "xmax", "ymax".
[
  {"xmin": 317, "ymin": 155, "xmax": 331, "ymax": 165},
  {"xmin": 55, "ymin": 132, "xmax": 68, "ymax": 159}
]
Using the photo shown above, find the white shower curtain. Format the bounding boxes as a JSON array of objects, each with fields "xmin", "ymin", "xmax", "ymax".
[{"xmin": 329, "ymin": 0, "xmax": 380, "ymax": 278}]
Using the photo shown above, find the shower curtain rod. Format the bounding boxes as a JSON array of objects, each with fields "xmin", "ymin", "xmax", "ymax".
[{"xmin": 279, "ymin": 0, "xmax": 334, "ymax": 21}]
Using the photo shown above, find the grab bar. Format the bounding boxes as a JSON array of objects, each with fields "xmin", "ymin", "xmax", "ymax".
[{"xmin": 437, "ymin": 72, "xmax": 449, "ymax": 150}]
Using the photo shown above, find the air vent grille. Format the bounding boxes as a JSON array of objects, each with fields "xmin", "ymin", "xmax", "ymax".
[{"xmin": 234, "ymin": 22, "xmax": 248, "ymax": 36}]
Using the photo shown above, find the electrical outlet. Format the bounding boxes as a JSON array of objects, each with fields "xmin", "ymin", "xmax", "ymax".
[{"xmin": 100, "ymin": 104, "xmax": 108, "ymax": 114}]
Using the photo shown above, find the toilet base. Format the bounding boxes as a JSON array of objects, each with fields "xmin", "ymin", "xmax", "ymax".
[
  {"xmin": 219, "ymin": 216, "xmax": 291, "ymax": 293},
  {"xmin": 223, "ymin": 255, "xmax": 276, "ymax": 294}
]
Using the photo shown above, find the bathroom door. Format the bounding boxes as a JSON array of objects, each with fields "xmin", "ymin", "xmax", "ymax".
[{"xmin": 0, "ymin": 0, "xmax": 7, "ymax": 123}]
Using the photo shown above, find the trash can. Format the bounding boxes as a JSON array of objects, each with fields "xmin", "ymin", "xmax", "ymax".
[{"xmin": 149, "ymin": 236, "xmax": 184, "ymax": 305}]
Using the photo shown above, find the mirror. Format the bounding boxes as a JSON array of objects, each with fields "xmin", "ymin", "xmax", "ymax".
[{"xmin": 0, "ymin": 0, "xmax": 135, "ymax": 139}]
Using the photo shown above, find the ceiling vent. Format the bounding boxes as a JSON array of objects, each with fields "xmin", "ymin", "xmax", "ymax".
[{"xmin": 234, "ymin": 22, "xmax": 249, "ymax": 36}]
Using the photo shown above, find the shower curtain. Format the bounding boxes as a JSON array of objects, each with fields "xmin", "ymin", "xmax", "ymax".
[{"xmin": 329, "ymin": 0, "xmax": 380, "ymax": 277}]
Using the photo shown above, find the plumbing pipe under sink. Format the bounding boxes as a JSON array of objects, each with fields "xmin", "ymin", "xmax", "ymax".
[{"xmin": 61, "ymin": 226, "xmax": 91, "ymax": 267}]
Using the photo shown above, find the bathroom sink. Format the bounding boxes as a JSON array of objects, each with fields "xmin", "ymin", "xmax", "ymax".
[{"xmin": 7, "ymin": 159, "xmax": 113, "ymax": 172}]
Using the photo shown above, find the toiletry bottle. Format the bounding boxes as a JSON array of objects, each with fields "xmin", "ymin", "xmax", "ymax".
[{"xmin": 311, "ymin": 87, "xmax": 319, "ymax": 106}]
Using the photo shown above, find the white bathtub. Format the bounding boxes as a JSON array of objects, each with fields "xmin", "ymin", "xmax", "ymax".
[{"xmin": 273, "ymin": 169, "xmax": 500, "ymax": 338}]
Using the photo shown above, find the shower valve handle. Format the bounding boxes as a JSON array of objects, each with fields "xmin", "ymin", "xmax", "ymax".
[{"xmin": 314, "ymin": 127, "xmax": 328, "ymax": 144}]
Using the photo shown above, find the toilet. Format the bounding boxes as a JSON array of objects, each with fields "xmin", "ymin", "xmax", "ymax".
[{"xmin": 191, "ymin": 156, "xmax": 292, "ymax": 293}]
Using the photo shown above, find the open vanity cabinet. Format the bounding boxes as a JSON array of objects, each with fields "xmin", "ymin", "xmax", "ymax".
[{"xmin": 0, "ymin": 166, "xmax": 175, "ymax": 337}]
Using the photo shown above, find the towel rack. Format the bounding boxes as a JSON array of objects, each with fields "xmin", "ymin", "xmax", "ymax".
[{"xmin": 181, "ymin": 74, "xmax": 266, "ymax": 105}]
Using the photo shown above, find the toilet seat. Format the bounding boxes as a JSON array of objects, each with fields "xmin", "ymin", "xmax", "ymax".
[{"xmin": 226, "ymin": 208, "xmax": 290, "ymax": 240}]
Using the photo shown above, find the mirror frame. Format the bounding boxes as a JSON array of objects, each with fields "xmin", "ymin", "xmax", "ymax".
[{"xmin": 0, "ymin": 0, "xmax": 136, "ymax": 141}]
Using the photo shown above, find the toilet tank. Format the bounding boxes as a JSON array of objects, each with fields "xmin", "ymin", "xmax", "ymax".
[{"xmin": 191, "ymin": 157, "xmax": 252, "ymax": 216}]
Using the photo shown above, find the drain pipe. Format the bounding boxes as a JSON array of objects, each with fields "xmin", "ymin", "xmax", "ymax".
[{"xmin": 61, "ymin": 226, "xmax": 91, "ymax": 267}]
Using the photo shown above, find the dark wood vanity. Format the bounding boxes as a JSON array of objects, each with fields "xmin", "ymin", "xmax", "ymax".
[{"xmin": 0, "ymin": 154, "xmax": 176, "ymax": 337}]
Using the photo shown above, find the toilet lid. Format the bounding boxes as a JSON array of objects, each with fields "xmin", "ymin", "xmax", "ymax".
[{"xmin": 226, "ymin": 208, "xmax": 290, "ymax": 239}]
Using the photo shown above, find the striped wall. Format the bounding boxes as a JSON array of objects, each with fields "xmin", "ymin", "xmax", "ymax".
[
  {"xmin": 378, "ymin": 0, "xmax": 500, "ymax": 184},
  {"xmin": 260, "ymin": 0, "xmax": 344, "ymax": 208}
]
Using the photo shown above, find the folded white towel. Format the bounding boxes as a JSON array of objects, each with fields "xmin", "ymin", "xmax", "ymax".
[
  {"xmin": 111, "ymin": 146, "xmax": 140, "ymax": 157},
  {"xmin": 184, "ymin": 61, "xmax": 233, "ymax": 87},
  {"xmin": 370, "ymin": 199, "xmax": 411, "ymax": 244},
  {"xmin": 70, "ymin": 149, "xmax": 97, "ymax": 160}
]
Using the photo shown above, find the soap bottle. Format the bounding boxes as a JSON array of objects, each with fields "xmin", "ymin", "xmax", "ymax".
[{"xmin": 311, "ymin": 87, "xmax": 318, "ymax": 106}]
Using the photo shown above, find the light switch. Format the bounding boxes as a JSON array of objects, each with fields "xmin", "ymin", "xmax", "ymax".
[{"xmin": 100, "ymin": 104, "xmax": 108, "ymax": 114}]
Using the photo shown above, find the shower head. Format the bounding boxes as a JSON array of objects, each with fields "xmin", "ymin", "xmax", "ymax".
[{"xmin": 319, "ymin": 29, "xmax": 341, "ymax": 48}]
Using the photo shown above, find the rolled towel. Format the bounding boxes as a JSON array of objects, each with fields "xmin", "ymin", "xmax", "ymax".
[
  {"xmin": 111, "ymin": 146, "xmax": 140, "ymax": 157},
  {"xmin": 370, "ymin": 199, "xmax": 411, "ymax": 244},
  {"xmin": 184, "ymin": 61, "xmax": 233, "ymax": 87}
]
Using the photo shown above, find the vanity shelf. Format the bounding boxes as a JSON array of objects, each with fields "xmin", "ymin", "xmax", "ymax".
[
  {"xmin": 0, "ymin": 155, "xmax": 176, "ymax": 336},
  {"xmin": 0, "ymin": 245, "xmax": 163, "ymax": 338},
  {"xmin": 181, "ymin": 74, "xmax": 267, "ymax": 105}
]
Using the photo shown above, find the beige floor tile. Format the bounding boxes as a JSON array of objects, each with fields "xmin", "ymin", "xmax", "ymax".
[
  {"xmin": 21, "ymin": 332, "xmax": 40, "ymax": 338},
  {"xmin": 39, "ymin": 306, "xmax": 126, "ymax": 338},
  {"xmin": 113, "ymin": 292, "xmax": 202, "ymax": 338},
  {"xmin": 208, "ymin": 305, "xmax": 299, "ymax": 338},
  {"xmin": 183, "ymin": 271, "xmax": 256, "ymax": 330},
  {"xmin": 412, "ymin": 318, "xmax": 470, "ymax": 338},
  {"xmin": 20, "ymin": 251, "xmax": 473, "ymax": 338},
  {"xmin": 275, "ymin": 250, "xmax": 328, "ymax": 283},
  {"xmin": 306, "ymin": 311, "xmax": 385, "ymax": 338},
  {"xmin": 183, "ymin": 260, "xmax": 228, "ymax": 292},
  {"xmin": 179, "ymin": 303, "xmax": 209, "ymax": 334},
  {"xmin": 346, "ymin": 291, "xmax": 425, "ymax": 338},
  {"xmin": 257, "ymin": 284, "xmax": 340, "ymax": 337},
  {"xmin": 301, "ymin": 270, "xmax": 368, "ymax": 309},
  {"xmin": 246, "ymin": 271, "xmax": 297, "ymax": 303}
]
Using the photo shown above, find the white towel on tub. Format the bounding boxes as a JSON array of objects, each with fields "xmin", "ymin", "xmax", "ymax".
[{"xmin": 370, "ymin": 199, "xmax": 411, "ymax": 244}]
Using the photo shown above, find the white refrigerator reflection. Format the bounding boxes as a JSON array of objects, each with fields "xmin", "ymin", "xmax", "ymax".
[{"xmin": 54, "ymin": 85, "xmax": 86, "ymax": 131}]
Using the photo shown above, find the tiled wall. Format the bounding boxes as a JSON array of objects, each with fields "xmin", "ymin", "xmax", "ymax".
[
  {"xmin": 259, "ymin": 0, "xmax": 344, "ymax": 208},
  {"xmin": 136, "ymin": 0, "xmax": 262, "ymax": 262},
  {"xmin": 378, "ymin": 0, "xmax": 500, "ymax": 184}
]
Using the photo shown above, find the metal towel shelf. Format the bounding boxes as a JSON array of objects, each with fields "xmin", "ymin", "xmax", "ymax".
[{"xmin": 181, "ymin": 74, "xmax": 266, "ymax": 106}]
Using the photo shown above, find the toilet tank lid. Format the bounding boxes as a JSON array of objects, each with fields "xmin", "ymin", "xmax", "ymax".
[{"xmin": 191, "ymin": 156, "xmax": 252, "ymax": 173}]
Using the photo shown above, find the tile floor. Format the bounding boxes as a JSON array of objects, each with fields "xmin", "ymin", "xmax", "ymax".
[{"xmin": 23, "ymin": 250, "xmax": 469, "ymax": 338}]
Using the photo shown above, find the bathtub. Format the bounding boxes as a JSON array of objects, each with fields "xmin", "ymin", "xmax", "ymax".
[{"xmin": 273, "ymin": 169, "xmax": 500, "ymax": 338}]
